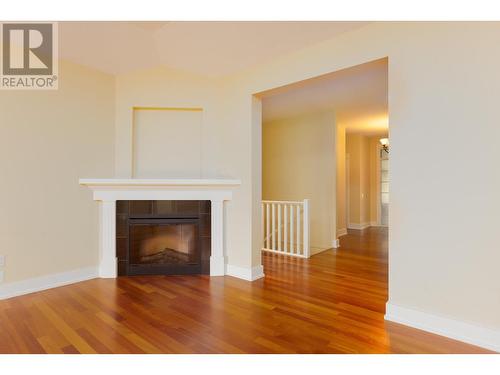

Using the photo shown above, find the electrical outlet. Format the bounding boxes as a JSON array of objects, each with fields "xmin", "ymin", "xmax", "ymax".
[{"xmin": 0, "ymin": 255, "xmax": 4, "ymax": 267}]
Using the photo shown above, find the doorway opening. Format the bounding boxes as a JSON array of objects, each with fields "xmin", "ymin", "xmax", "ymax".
[{"xmin": 256, "ymin": 57, "xmax": 388, "ymax": 259}]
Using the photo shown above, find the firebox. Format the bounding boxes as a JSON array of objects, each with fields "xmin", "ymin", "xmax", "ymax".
[
  {"xmin": 129, "ymin": 218, "xmax": 201, "ymax": 275},
  {"xmin": 116, "ymin": 200, "xmax": 211, "ymax": 276}
]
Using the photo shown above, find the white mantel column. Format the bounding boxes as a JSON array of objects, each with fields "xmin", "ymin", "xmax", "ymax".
[
  {"xmin": 99, "ymin": 200, "xmax": 117, "ymax": 278},
  {"xmin": 210, "ymin": 199, "xmax": 225, "ymax": 276}
]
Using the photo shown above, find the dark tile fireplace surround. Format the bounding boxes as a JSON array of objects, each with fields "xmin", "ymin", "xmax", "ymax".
[{"xmin": 116, "ymin": 200, "xmax": 211, "ymax": 276}]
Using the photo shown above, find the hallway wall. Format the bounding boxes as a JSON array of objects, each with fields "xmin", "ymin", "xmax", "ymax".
[
  {"xmin": 346, "ymin": 133, "xmax": 371, "ymax": 227},
  {"xmin": 263, "ymin": 111, "xmax": 336, "ymax": 251},
  {"xmin": 336, "ymin": 124, "xmax": 347, "ymax": 234},
  {"xmin": 369, "ymin": 137, "xmax": 382, "ymax": 225}
]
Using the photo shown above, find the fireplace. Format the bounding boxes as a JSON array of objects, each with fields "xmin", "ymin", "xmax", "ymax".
[
  {"xmin": 116, "ymin": 200, "xmax": 211, "ymax": 276},
  {"xmin": 80, "ymin": 178, "xmax": 241, "ymax": 278}
]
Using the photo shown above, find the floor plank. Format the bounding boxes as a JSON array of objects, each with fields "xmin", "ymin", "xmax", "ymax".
[{"xmin": 0, "ymin": 227, "xmax": 492, "ymax": 353}]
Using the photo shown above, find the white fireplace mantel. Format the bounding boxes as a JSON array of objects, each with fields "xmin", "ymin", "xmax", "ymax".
[{"xmin": 79, "ymin": 178, "xmax": 241, "ymax": 278}]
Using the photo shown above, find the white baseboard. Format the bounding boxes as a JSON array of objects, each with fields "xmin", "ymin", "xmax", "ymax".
[
  {"xmin": 0, "ymin": 263, "xmax": 267, "ymax": 299},
  {"xmin": 348, "ymin": 222, "xmax": 370, "ymax": 230},
  {"xmin": 337, "ymin": 228, "xmax": 348, "ymax": 237},
  {"xmin": 0, "ymin": 266, "xmax": 98, "ymax": 300},
  {"xmin": 310, "ymin": 246, "xmax": 330, "ymax": 255},
  {"xmin": 385, "ymin": 302, "xmax": 500, "ymax": 352},
  {"xmin": 370, "ymin": 222, "xmax": 388, "ymax": 228},
  {"xmin": 226, "ymin": 264, "xmax": 265, "ymax": 281},
  {"xmin": 332, "ymin": 239, "xmax": 340, "ymax": 248}
]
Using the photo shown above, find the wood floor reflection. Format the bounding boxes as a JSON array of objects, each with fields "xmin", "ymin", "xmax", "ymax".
[{"xmin": 0, "ymin": 227, "xmax": 491, "ymax": 353}]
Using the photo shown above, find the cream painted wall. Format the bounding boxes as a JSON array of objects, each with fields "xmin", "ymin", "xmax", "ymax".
[
  {"xmin": 336, "ymin": 124, "xmax": 347, "ymax": 233},
  {"xmin": 0, "ymin": 60, "xmax": 115, "ymax": 283},
  {"xmin": 218, "ymin": 22, "xmax": 500, "ymax": 332},
  {"xmin": 263, "ymin": 111, "xmax": 336, "ymax": 251}
]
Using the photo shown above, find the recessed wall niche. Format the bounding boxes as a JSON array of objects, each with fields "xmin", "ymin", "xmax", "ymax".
[{"xmin": 132, "ymin": 107, "xmax": 203, "ymax": 178}]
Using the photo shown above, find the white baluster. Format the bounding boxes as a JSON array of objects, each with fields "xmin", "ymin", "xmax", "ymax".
[
  {"xmin": 271, "ymin": 203, "xmax": 276, "ymax": 250},
  {"xmin": 261, "ymin": 202, "xmax": 265, "ymax": 248},
  {"xmin": 266, "ymin": 203, "xmax": 270, "ymax": 249},
  {"xmin": 284, "ymin": 204, "xmax": 288, "ymax": 253},
  {"xmin": 290, "ymin": 204, "xmax": 294, "ymax": 254},
  {"xmin": 278, "ymin": 204, "xmax": 282, "ymax": 251},
  {"xmin": 297, "ymin": 204, "xmax": 301, "ymax": 256}
]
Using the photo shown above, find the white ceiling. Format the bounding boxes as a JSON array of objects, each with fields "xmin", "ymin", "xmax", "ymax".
[
  {"xmin": 261, "ymin": 58, "xmax": 388, "ymax": 136},
  {"xmin": 59, "ymin": 22, "xmax": 369, "ymax": 77}
]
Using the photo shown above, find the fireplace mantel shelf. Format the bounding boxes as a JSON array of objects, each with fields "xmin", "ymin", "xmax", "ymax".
[
  {"xmin": 79, "ymin": 178, "xmax": 241, "ymax": 202},
  {"xmin": 79, "ymin": 178, "xmax": 241, "ymax": 189},
  {"xmin": 79, "ymin": 178, "xmax": 241, "ymax": 279}
]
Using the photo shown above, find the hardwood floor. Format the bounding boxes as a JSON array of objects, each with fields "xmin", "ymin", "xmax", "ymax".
[{"xmin": 0, "ymin": 227, "xmax": 491, "ymax": 353}]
